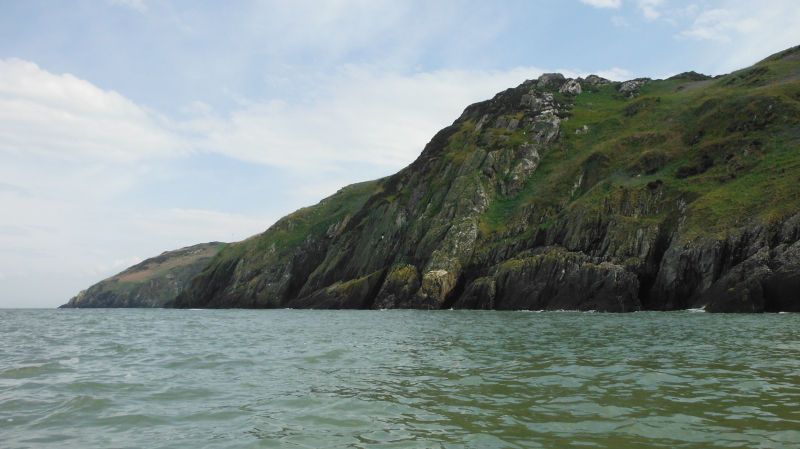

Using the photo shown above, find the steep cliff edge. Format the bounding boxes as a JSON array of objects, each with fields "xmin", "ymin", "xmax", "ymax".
[
  {"xmin": 61, "ymin": 242, "xmax": 227, "ymax": 308},
  {"xmin": 168, "ymin": 46, "xmax": 800, "ymax": 312}
]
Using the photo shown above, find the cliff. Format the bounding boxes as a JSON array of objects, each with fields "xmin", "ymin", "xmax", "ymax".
[
  {"xmin": 61, "ymin": 242, "xmax": 227, "ymax": 308},
  {"xmin": 163, "ymin": 47, "xmax": 800, "ymax": 312}
]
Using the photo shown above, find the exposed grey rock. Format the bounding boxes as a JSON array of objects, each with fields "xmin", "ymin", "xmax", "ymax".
[
  {"xmin": 537, "ymin": 73, "xmax": 567, "ymax": 89},
  {"xmin": 575, "ymin": 125, "xmax": 589, "ymax": 134},
  {"xmin": 520, "ymin": 91, "xmax": 556, "ymax": 113},
  {"xmin": 617, "ymin": 78, "xmax": 652, "ymax": 98},
  {"xmin": 475, "ymin": 114, "xmax": 489, "ymax": 132},
  {"xmin": 481, "ymin": 142, "xmax": 542, "ymax": 196},
  {"xmin": 529, "ymin": 114, "xmax": 561, "ymax": 145},
  {"xmin": 507, "ymin": 143, "xmax": 540, "ymax": 194},
  {"xmin": 493, "ymin": 116, "xmax": 510, "ymax": 129},
  {"xmin": 559, "ymin": 79, "xmax": 583, "ymax": 95},
  {"xmin": 582, "ymin": 74, "xmax": 613, "ymax": 86}
]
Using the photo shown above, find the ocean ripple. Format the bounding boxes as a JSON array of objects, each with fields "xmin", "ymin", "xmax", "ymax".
[{"xmin": 1, "ymin": 309, "xmax": 799, "ymax": 448}]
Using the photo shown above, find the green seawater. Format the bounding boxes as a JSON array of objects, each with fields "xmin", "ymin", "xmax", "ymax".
[{"xmin": 1, "ymin": 309, "xmax": 799, "ymax": 448}]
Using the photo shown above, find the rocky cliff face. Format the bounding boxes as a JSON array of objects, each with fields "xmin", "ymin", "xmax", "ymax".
[
  {"xmin": 61, "ymin": 242, "xmax": 227, "ymax": 308},
  {"xmin": 167, "ymin": 46, "xmax": 800, "ymax": 313}
]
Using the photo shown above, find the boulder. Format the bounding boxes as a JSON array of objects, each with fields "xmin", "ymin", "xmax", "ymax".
[
  {"xmin": 559, "ymin": 79, "xmax": 583, "ymax": 95},
  {"xmin": 529, "ymin": 114, "xmax": 561, "ymax": 145},
  {"xmin": 617, "ymin": 78, "xmax": 652, "ymax": 98},
  {"xmin": 520, "ymin": 91, "xmax": 556, "ymax": 113},
  {"xmin": 537, "ymin": 73, "xmax": 567, "ymax": 90},
  {"xmin": 582, "ymin": 74, "xmax": 612, "ymax": 86}
]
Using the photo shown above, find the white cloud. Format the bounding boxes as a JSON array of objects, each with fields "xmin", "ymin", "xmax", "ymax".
[
  {"xmin": 612, "ymin": 16, "xmax": 629, "ymax": 27},
  {"xmin": 674, "ymin": 1, "xmax": 800, "ymax": 71},
  {"xmin": 0, "ymin": 59, "xmax": 184, "ymax": 163},
  {"xmin": 0, "ymin": 58, "xmax": 552, "ymax": 173},
  {"xmin": 583, "ymin": 0, "xmax": 663, "ymax": 19},
  {"xmin": 0, "ymin": 225, "xmax": 31, "ymax": 237},
  {"xmin": 109, "ymin": 0, "xmax": 147, "ymax": 13},
  {"xmin": 580, "ymin": 0, "xmax": 622, "ymax": 8},
  {"xmin": 96, "ymin": 257, "xmax": 141, "ymax": 273},
  {"xmin": 191, "ymin": 65, "xmax": 549, "ymax": 171},
  {"xmin": 0, "ymin": 182, "xmax": 31, "ymax": 197},
  {"xmin": 679, "ymin": 9, "xmax": 760, "ymax": 42},
  {"xmin": 594, "ymin": 67, "xmax": 633, "ymax": 81},
  {"xmin": 136, "ymin": 209, "xmax": 275, "ymax": 244},
  {"xmin": 681, "ymin": 4, "xmax": 699, "ymax": 17},
  {"xmin": 112, "ymin": 256, "xmax": 142, "ymax": 268},
  {"xmin": 581, "ymin": 0, "xmax": 664, "ymax": 22},
  {"xmin": 635, "ymin": 0, "xmax": 665, "ymax": 20},
  {"xmin": 242, "ymin": 0, "xmax": 415, "ymax": 66},
  {"xmin": 0, "ymin": 56, "xmax": 637, "ymax": 182}
]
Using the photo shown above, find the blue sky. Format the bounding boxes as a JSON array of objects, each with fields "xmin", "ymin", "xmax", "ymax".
[{"xmin": 2, "ymin": 0, "xmax": 799, "ymax": 308}]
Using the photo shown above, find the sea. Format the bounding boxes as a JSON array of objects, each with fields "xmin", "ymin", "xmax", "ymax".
[{"xmin": 1, "ymin": 308, "xmax": 799, "ymax": 448}]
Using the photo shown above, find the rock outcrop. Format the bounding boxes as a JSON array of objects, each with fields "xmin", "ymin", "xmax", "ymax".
[
  {"xmin": 617, "ymin": 78, "xmax": 652, "ymax": 98},
  {"xmin": 581, "ymin": 74, "xmax": 613, "ymax": 86},
  {"xmin": 559, "ymin": 79, "xmax": 583, "ymax": 95},
  {"xmin": 537, "ymin": 73, "xmax": 566, "ymax": 89}
]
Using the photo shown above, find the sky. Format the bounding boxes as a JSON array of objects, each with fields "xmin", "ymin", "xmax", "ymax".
[{"xmin": 1, "ymin": 0, "xmax": 799, "ymax": 308}]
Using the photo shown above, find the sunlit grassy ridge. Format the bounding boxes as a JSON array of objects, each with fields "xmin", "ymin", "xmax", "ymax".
[{"xmin": 468, "ymin": 49, "xmax": 800, "ymax": 243}]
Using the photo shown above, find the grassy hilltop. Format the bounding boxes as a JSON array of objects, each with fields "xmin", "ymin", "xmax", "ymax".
[{"xmin": 61, "ymin": 242, "xmax": 227, "ymax": 308}]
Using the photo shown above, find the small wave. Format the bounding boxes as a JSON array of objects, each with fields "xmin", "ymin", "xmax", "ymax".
[
  {"xmin": 0, "ymin": 364, "xmax": 59, "ymax": 378},
  {"xmin": 686, "ymin": 308, "xmax": 706, "ymax": 313}
]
